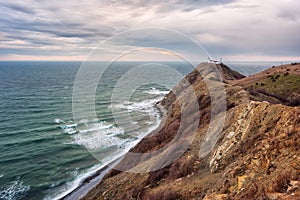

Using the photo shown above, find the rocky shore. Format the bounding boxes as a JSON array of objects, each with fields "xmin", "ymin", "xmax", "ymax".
[{"xmin": 81, "ymin": 62, "xmax": 300, "ymax": 200}]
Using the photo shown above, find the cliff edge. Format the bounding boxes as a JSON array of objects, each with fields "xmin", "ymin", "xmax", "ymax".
[{"xmin": 82, "ymin": 63, "xmax": 300, "ymax": 200}]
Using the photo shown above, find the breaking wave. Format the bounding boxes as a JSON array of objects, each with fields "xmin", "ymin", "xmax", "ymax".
[{"xmin": 0, "ymin": 179, "xmax": 30, "ymax": 200}]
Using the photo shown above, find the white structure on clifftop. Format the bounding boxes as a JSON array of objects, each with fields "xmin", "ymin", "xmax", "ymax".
[{"xmin": 208, "ymin": 56, "xmax": 222, "ymax": 64}]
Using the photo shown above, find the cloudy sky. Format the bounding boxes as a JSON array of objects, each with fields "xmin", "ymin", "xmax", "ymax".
[{"xmin": 0, "ymin": 0, "xmax": 299, "ymax": 61}]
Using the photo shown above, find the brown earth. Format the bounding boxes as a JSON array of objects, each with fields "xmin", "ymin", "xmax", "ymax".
[{"xmin": 81, "ymin": 62, "xmax": 300, "ymax": 200}]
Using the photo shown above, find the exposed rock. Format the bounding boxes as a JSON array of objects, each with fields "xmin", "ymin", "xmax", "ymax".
[
  {"xmin": 203, "ymin": 193, "xmax": 228, "ymax": 200},
  {"xmin": 266, "ymin": 192, "xmax": 286, "ymax": 200},
  {"xmin": 287, "ymin": 180, "xmax": 300, "ymax": 194},
  {"xmin": 237, "ymin": 173, "xmax": 255, "ymax": 191},
  {"xmin": 291, "ymin": 158, "xmax": 300, "ymax": 170}
]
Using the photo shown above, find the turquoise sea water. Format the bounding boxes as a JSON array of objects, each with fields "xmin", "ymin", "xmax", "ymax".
[
  {"xmin": 0, "ymin": 61, "xmax": 284, "ymax": 199},
  {"xmin": 0, "ymin": 61, "xmax": 195, "ymax": 200}
]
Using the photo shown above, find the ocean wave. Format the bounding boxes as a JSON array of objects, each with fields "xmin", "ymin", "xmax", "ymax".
[
  {"xmin": 0, "ymin": 179, "xmax": 30, "ymax": 200},
  {"xmin": 71, "ymin": 130, "xmax": 124, "ymax": 150},
  {"xmin": 59, "ymin": 119, "xmax": 102, "ymax": 135},
  {"xmin": 144, "ymin": 87, "xmax": 169, "ymax": 95},
  {"xmin": 110, "ymin": 97, "xmax": 163, "ymax": 123},
  {"xmin": 78, "ymin": 122, "xmax": 114, "ymax": 134},
  {"xmin": 54, "ymin": 118, "xmax": 65, "ymax": 124},
  {"xmin": 109, "ymin": 87, "xmax": 167, "ymax": 114},
  {"xmin": 63, "ymin": 128, "xmax": 78, "ymax": 135},
  {"xmin": 70, "ymin": 122, "xmax": 125, "ymax": 150},
  {"xmin": 50, "ymin": 181, "xmax": 63, "ymax": 188}
]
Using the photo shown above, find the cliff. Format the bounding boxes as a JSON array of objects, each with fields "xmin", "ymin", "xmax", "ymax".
[{"xmin": 81, "ymin": 63, "xmax": 300, "ymax": 200}]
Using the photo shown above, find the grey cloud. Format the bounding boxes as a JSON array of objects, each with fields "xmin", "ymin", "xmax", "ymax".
[
  {"xmin": 276, "ymin": 3, "xmax": 300, "ymax": 22},
  {"xmin": 0, "ymin": 47, "xmax": 86, "ymax": 57},
  {"xmin": 107, "ymin": 0, "xmax": 236, "ymax": 14},
  {"xmin": 1, "ymin": 3, "xmax": 35, "ymax": 15},
  {"xmin": 0, "ymin": 48, "xmax": 43, "ymax": 55},
  {"xmin": 154, "ymin": 0, "xmax": 236, "ymax": 13},
  {"xmin": 278, "ymin": 11, "xmax": 300, "ymax": 22},
  {"xmin": 6, "ymin": 35, "xmax": 54, "ymax": 46},
  {"xmin": 0, "ymin": 16, "xmax": 112, "ymax": 40},
  {"xmin": 0, "ymin": 0, "xmax": 299, "ymax": 60}
]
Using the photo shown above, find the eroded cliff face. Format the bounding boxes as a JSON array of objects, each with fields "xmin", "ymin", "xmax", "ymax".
[{"xmin": 82, "ymin": 63, "xmax": 300, "ymax": 200}]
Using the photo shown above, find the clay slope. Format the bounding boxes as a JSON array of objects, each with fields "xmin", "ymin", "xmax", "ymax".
[{"xmin": 82, "ymin": 63, "xmax": 300, "ymax": 200}]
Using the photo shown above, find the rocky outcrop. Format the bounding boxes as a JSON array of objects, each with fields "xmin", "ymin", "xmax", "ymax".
[{"xmin": 81, "ymin": 63, "xmax": 300, "ymax": 200}]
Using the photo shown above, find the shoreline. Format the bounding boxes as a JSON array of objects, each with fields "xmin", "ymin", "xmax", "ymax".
[
  {"xmin": 58, "ymin": 158, "xmax": 121, "ymax": 200},
  {"xmin": 58, "ymin": 102, "xmax": 167, "ymax": 200}
]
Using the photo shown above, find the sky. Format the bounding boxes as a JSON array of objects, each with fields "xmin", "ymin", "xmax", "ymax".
[{"xmin": 0, "ymin": 0, "xmax": 300, "ymax": 61}]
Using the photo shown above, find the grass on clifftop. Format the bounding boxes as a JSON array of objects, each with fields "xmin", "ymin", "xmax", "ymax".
[
  {"xmin": 247, "ymin": 74, "xmax": 300, "ymax": 106},
  {"xmin": 251, "ymin": 74, "xmax": 300, "ymax": 96}
]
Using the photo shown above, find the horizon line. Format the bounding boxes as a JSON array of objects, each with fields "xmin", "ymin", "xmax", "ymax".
[{"xmin": 0, "ymin": 60, "xmax": 299, "ymax": 63}]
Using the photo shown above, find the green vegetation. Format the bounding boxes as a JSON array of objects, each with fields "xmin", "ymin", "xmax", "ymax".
[
  {"xmin": 252, "ymin": 74, "xmax": 300, "ymax": 96},
  {"xmin": 247, "ymin": 74, "xmax": 300, "ymax": 106}
]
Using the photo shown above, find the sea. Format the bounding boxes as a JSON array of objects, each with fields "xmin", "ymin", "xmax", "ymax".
[{"xmin": 0, "ymin": 60, "xmax": 289, "ymax": 200}]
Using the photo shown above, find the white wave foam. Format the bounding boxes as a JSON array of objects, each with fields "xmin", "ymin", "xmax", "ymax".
[
  {"xmin": 60, "ymin": 124, "xmax": 77, "ymax": 129},
  {"xmin": 68, "ymin": 168, "xmax": 80, "ymax": 177},
  {"xmin": 63, "ymin": 128, "xmax": 78, "ymax": 135},
  {"xmin": 72, "ymin": 132, "xmax": 123, "ymax": 150},
  {"xmin": 0, "ymin": 174, "xmax": 3, "ymax": 178},
  {"xmin": 0, "ymin": 179, "xmax": 30, "ymax": 200},
  {"xmin": 110, "ymin": 97, "xmax": 163, "ymax": 122},
  {"xmin": 109, "ymin": 87, "xmax": 167, "ymax": 115},
  {"xmin": 50, "ymin": 181, "xmax": 62, "ymax": 188},
  {"xmin": 78, "ymin": 122, "xmax": 114, "ymax": 134},
  {"xmin": 54, "ymin": 118, "xmax": 65, "ymax": 124},
  {"xmin": 108, "ymin": 92, "xmax": 163, "ymax": 139},
  {"xmin": 71, "ymin": 122, "xmax": 125, "ymax": 150},
  {"xmin": 144, "ymin": 87, "xmax": 169, "ymax": 95}
]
